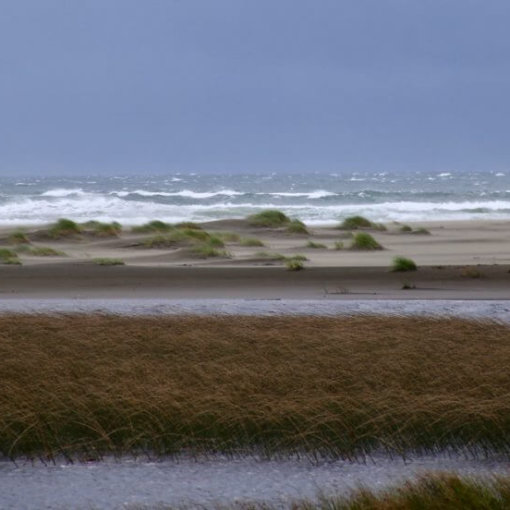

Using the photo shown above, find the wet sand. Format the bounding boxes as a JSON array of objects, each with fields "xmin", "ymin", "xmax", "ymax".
[{"xmin": 0, "ymin": 263, "xmax": 509, "ymax": 299}]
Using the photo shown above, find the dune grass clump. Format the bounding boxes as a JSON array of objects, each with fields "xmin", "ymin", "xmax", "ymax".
[
  {"xmin": 132, "ymin": 220, "xmax": 173, "ymax": 233},
  {"xmin": 240, "ymin": 237, "xmax": 265, "ymax": 247},
  {"xmin": 247, "ymin": 209, "xmax": 291, "ymax": 227},
  {"xmin": 338, "ymin": 215, "xmax": 373, "ymax": 229},
  {"xmin": 2, "ymin": 315, "xmax": 510, "ymax": 460},
  {"xmin": 285, "ymin": 258, "xmax": 305, "ymax": 271},
  {"xmin": 399, "ymin": 224, "xmax": 431, "ymax": 235},
  {"xmin": 85, "ymin": 221, "xmax": 122, "ymax": 237},
  {"xmin": 0, "ymin": 248, "xmax": 21, "ymax": 265},
  {"xmin": 350, "ymin": 232, "xmax": 383, "ymax": 250},
  {"xmin": 16, "ymin": 245, "xmax": 66, "ymax": 257},
  {"xmin": 337, "ymin": 215, "xmax": 387, "ymax": 231},
  {"xmin": 292, "ymin": 474, "xmax": 510, "ymax": 510},
  {"xmin": 254, "ymin": 251, "xmax": 287, "ymax": 261},
  {"xmin": 143, "ymin": 229, "xmax": 223, "ymax": 249},
  {"xmin": 181, "ymin": 228, "xmax": 212, "ymax": 242},
  {"xmin": 92, "ymin": 258, "xmax": 125, "ymax": 266},
  {"xmin": 413, "ymin": 226, "xmax": 431, "ymax": 235},
  {"xmin": 392, "ymin": 256, "xmax": 418, "ymax": 272},
  {"xmin": 7, "ymin": 230, "xmax": 30, "ymax": 245},
  {"xmin": 286, "ymin": 219, "xmax": 309, "ymax": 234},
  {"xmin": 306, "ymin": 241, "xmax": 327, "ymax": 249},
  {"xmin": 188, "ymin": 244, "xmax": 230, "ymax": 259},
  {"xmin": 48, "ymin": 218, "xmax": 82, "ymax": 239}
]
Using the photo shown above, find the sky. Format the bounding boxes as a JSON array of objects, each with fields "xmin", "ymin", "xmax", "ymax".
[{"xmin": 1, "ymin": 0, "xmax": 509, "ymax": 176}]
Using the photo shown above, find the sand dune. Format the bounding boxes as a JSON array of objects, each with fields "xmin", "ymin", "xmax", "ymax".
[{"xmin": 0, "ymin": 218, "xmax": 509, "ymax": 299}]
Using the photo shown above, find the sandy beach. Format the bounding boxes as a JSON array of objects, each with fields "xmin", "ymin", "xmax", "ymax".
[{"xmin": 0, "ymin": 218, "xmax": 509, "ymax": 299}]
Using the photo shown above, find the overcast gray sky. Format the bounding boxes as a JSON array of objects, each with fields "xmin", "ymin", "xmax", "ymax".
[{"xmin": 1, "ymin": 0, "xmax": 509, "ymax": 176}]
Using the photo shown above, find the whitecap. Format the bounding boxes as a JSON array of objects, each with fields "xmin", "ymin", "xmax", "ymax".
[
  {"xmin": 111, "ymin": 189, "xmax": 245, "ymax": 199},
  {"xmin": 263, "ymin": 190, "xmax": 336, "ymax": 199},
  {"xmin": 40, "ymin": 188, "xmax": 87, "ymax": 197}
]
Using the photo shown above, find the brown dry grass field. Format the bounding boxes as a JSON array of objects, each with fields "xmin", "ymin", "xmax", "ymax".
[
  {"xmin": 238, "ymin": 474, "xmax": 510, "ymax": 509},
  {"xmin": 1, "ymin": 315, "xmax": 510, "ymax": 460}
]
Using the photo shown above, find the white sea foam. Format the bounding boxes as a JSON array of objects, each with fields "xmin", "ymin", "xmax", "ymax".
[
  {"xmin": 264, "ymin": 190, "xmax": 336, "ymax": 199},
  {"xmin": 111, "ymin": 189, "xmax": 244, "ymax": 198},
  {"xmin": 1, "ymin": 194, "xmax": 510, "ymax": 226},
  {"xmin": 40, "ymin": 188, "xmax": 87, "ymax": 197}
]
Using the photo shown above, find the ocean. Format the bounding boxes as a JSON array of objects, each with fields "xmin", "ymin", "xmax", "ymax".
[{"xmin": 1, "ymin": 171, "xmax": 510, "ymax": 226}]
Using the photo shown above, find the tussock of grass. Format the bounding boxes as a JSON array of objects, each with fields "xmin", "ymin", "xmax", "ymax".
[
  {"xmin": 254, "ymin": 252, "xmax": 308, "ymax": 263},
  {"xmin": 306, "ymin": 241, "xmax": 327, "ymax": 249},
  {"xmin": 143, "ymin": 234, "xmax": 178, "ymax": 248},
  {"xmin": 83, "ymin": 221, "xmax": 122, "ymax": 237},
  {"xmin": 247, "ymin": 209, "xmax": 291, "ymax": 227},
  {"xmin": 188, "ymin": 244, "xmax": 230, "ymax": 258},
  {"xmin": 92, "ymin": 258, "xmax": 125, "ymax": 266},
  {"xmin": 285, "ymin": 258, "xmax": 305, "ymax": 270},
  {"xmin": 287, "ymin": 254, "xmax": 308, "ymax": 262},
  {"xmin": 254, "ymin": 251, "xmax": 287, "ymax": 261},
  {"xmin": 338, "ymin": 215, "xmax": 373, "ymax": 229},
  {"xmin": 2, "ymin": 316, "xmax": 510, "ymax": 460},
  {"xmin": 7, "ymin": 231, "xmax": 30, "ymax": 245},
  {"xmin": 337, "ymin": 216, "xmax": 386, "ymax": 231},
  {"xmin": 240, "ymin": 237, "xmax": 265, "ymax": 247},
  {"xmin": 0, "ymin": 248, "xmax": 21, "ymax": 265},
  {"xmin": 413, "ymin": 226, "xmax": 431, "ymax": 235},
  {"xmin": 399, "ymin": 225, "xmax": 431, "ymax": 235},
  {"xmin": 350, "ymin": 232, "xmax": 383, "ymax": 250},
  {"xmin": 392, "ymin": 256, "xmax": 418, "ymax": 272},
  {"xmin": 185, "ymin": 229, "xmax": 217, "ymax": 242},
  {"xmin": 16, "ymin": 245, "xmax": 66, "ymax": 257},
  {"xmin": 334, "ymin": 241, "xmax": 344, "ymax": 250},
  {"xmin": 132, "ymin": 220, "xmax": 173, "ymax": 233},
  {"xmin": 48, "ymin": 218, "xmax": 82, "ymax": 239},
  {"xmin": 287, "ymin": 219, "xmax": 309, "ymax": 234},
  {"xmin": 143, "ymin": 229, "xmax": 223, "ymax": 249}
]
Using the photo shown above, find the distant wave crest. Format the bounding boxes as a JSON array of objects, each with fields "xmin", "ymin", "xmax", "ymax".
[
  {"xmin": 111, "ymin": 189, "xmax": 244, "ymax": 199},
  {"xmin": 40, "ymin": 188, "xmax": 87, "ymax": 197}
]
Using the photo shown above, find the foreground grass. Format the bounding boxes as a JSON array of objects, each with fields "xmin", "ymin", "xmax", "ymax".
[
  {"xmin": 204, "ymin": 474, "xmax": 510, "ymax": 509},
  {"xmin": 2, "ymin": 316, "xmax": 510, "ymax": 460}
]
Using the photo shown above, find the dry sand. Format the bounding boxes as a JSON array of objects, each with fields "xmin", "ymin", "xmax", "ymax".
[{"xmin": 0, "ymin": 219, "xmax": 509, "ymax": 299}]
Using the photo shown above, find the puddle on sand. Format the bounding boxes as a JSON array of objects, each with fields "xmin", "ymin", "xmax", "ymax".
[{"xmin": 1, "ymin": 452, "xmax": 509, "ymax": 509}]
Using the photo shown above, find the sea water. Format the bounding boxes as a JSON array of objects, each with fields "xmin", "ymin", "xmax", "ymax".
[{"xmin": 1, "ymin": 170, "xmax": 510, "ymax": 226}]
